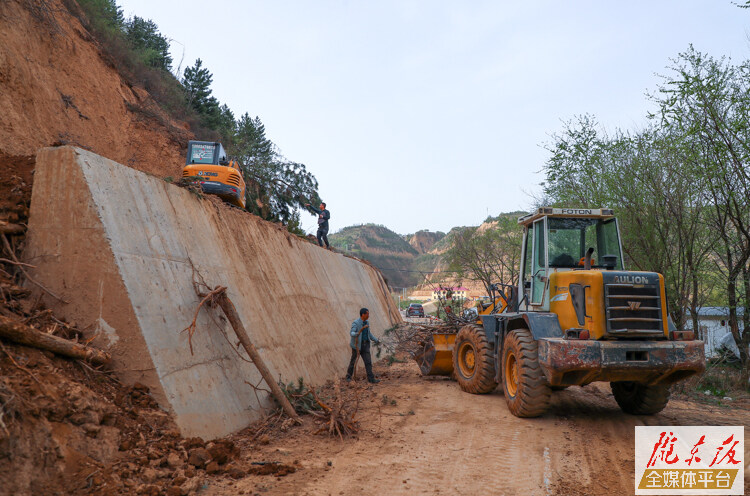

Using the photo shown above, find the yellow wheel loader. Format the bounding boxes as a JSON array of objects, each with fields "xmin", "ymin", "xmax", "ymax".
[
  {"xmin": 418, "ymin": 208, "xmax": 705, "ymax": 417},
  {"xmin": 182, "ymin": 141, "xmax": 246, "ymax": 208}
]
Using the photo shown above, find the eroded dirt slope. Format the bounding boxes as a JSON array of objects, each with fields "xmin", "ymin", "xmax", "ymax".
[{"xmin": 0, "ymin": 0, "xmax": 188, "ymax": 178}]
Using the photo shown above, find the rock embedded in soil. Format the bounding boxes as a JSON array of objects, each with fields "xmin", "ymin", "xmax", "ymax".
[
  {"xmin": 187, "ymin": 447, "xmax": 210, "ymax": 468},
  {"xmin": 141, "ymin": 467, "xmax": 158, "ymax": 483},
  {"xmin": 167, "ymin": 452, "xmax": 183, "ymax": 468},
  {"xmin": 207, "ymin": 440, "xmax": 236, "ymax": 465},
  {"xmin": 182, "ymin": 437, "xmax": 205, "ymax": 450},
  {"xmin": 226, "ymin": 466, "xmax": 246, "ymax": 479}
]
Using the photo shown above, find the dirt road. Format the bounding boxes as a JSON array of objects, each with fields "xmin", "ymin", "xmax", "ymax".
[{"xmin": 209, "ymin": 362, "xmax": 750, "ymax": 496}]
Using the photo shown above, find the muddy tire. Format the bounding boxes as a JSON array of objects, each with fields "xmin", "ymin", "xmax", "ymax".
[
  {"xmin": 502, "ymin": 328, "xmax": 550, "ymax": 417},
  {"xmin": 610, "ymin": 381, "xmax": 670, "ymax": 415},
  {"xmin": 453, "ymin": 324, "xmax": 497, "ymax": 394}
]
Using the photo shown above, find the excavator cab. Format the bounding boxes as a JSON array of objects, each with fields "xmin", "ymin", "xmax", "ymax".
[{"xmin": 182, "ymin": 141, "xmax": 247, "ymax": 209}]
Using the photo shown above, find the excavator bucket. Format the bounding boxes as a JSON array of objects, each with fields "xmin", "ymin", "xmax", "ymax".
[{"xmin": 415, "ymin": 332, "xmax": 456, "ymax": 376}]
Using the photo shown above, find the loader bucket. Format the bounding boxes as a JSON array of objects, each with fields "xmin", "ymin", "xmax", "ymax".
[{"xmin": 416, "ymin": 332, "xmax": 456, "ymax": 376}]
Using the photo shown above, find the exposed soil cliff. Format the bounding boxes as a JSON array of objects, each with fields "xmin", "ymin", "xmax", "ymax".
[
  {"xmin": 407, "ymin": 230, "xmax": 445, "ymax": 254},
  {"xmin": 0, "ymin": 0, "xmax": 188, "ymax": 179}
]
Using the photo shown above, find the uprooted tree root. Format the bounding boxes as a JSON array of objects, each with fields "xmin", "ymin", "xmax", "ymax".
[
  {"xmin": 252, "ymin": 377, "xmax": 361, "ymax": 440},
  {"xmin": 310, "ymin": 380, "xmax": 360, "ymax": 439}
]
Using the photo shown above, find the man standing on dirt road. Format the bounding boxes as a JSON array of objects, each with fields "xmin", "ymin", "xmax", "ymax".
[
  {"xmin": 305, "ymin": 201, "xmax": 331, "ymax": 249},
  {"xmin": 346, "ymin": 308, "xmax": 380, "ymax": 383}
]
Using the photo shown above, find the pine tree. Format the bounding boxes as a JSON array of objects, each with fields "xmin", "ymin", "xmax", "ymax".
[
  {"xmin": 124, "ymin": 16, "xmax": 172, "ymax": 71},
  {"xmin": 182, "ymin": 59, "xmax": 222, "ymax": 129},
  {"xmin": 227, "ymin": 114, "xmax": 319, "ymax": 222}
]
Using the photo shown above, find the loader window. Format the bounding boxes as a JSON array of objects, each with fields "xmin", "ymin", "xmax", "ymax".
[
  {"xmin": 522, "ymin": 228, "xmax": 532, "ymax": 285},
  {"xmin": 531, "ymin": 218, "xmax": 546, "ymax": 304},
  {"xmin": 547, "ymin": 217, "xmax": 623, "ymax": 270},
  {"xmin": 597, "ymin": 219, "xmax": 623, "ymax": 269}
]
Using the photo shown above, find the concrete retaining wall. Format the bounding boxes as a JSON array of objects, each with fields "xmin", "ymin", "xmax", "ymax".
[{"xmin": 24, "ymin": 147, "xmax": 401, "ymax": 439}]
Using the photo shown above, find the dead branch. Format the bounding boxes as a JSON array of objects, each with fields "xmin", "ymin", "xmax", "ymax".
[
  {"xmin": 215, "ymin": 292, "xmax": 301, "ymax": 423},
  {"xmin": 0, "ymin": 340, "xmax": 44, "ymax": 389},
  {"xmin": 21, "ymin": 309, "xmax": 52, "ymax": 324},
  {"xmin": 1, "ymin": 235, "xmax": 68, "ymax": 303},
  {"xmin": 180, "ymin": 285, "xmax": 226, "ymax": 354},
  {"xmin": 245, "ymin": 378, "xmax": 273, "ymax": 415},
  {"xmin": 310, "ymin": 380, "xmax": 359, "ymax": 438},
  {"xmin": 0, "ymin": 258, "xmax": 34, "ymax": 268},
  {"xmin": 181, "ymin": 280, "xmax": 301, "ymax": 423},
  {"xmin": 0, "ymin": 284, "xmax": 31, "ymax": 300},
  {"xmin": 0, "ymin": 315, "xmax": 110, "ymax": 364},
  {"xmin": 0, "ymin": 221, "xmax": 24, "ymax": 235}
]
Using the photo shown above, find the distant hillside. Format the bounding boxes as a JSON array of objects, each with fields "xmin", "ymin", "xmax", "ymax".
[
  {"xmin": 330, "ymin": 211, "xmax": 527, "ymax": 290},
  {"xmin": 407, "ymin": 230, "xmax": 445, "ymax": 254},
  {"xmin": 329, "ymin": 224, "xmax": 419, "ymax": 287}
]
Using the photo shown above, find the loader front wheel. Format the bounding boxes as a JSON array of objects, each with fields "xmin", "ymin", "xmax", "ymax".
[
  {"xmin": 502, "ymin": 328, "xmax": 550, "ymax": 417},
  {"xmin": 453, "ymin": 325, "xmax": 497, "ymax": 394},
  {"xmin": 611, "ymin": 381, "xmax": 670, "ymax": 415}
]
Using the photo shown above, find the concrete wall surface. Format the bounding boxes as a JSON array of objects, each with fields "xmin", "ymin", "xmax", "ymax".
[{"xmin": 25, "ymin": 147, "xmax": 401, "ymax": 439}]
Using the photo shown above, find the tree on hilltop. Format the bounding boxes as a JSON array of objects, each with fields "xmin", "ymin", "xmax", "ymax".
[
  {"xmin": 182, "ymin": 59, "xmax": 222, "ymax": 129},
  {"xmin": 124, "ymin": 16, "xmax": 172, "ymax": 71}
]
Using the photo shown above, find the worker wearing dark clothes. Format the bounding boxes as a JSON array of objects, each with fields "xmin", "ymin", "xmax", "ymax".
[
  {"xmin": 305, "ymin": 202, "xmax": 331, "ymax": 249},
  {"xmin": 346, "ymin": 308, "xmax": 380, "ymax": 383}
]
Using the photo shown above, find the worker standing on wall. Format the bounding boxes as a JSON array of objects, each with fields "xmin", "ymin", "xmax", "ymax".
[
  {"xmin": 305, "ymin": 201, "xmax": 331, "ymax": 249},
  {"xmin": 346, "ymin": 308, "xmax": 380, "ymax": 383}
]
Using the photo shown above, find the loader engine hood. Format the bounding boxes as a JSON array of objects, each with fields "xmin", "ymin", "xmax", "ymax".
[{"xmin": 549, "ymin": 270, "xmax": 669, "ymax": 340}]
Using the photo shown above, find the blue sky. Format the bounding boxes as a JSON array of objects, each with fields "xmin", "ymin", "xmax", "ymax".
[{"xmin": 117, "ymin": 1, "xmax": 749, "ymax": 235}]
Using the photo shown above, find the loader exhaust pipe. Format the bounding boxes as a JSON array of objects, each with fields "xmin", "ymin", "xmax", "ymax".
[{"xmin": 584, "ymin": 247, "xmax": 594, "ymax": 270}]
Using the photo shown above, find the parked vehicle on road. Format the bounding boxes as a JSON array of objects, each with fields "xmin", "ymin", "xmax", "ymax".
[{"xmin": 406, "ymin": 303, "xmax": 425, "ymax": 317}]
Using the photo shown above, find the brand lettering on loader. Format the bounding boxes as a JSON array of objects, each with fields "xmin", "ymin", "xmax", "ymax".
[
  {"xmin": 614, "ymin": 275, "xmax": 651, "ymax": 285},
  {"xmin": 560, "ymin": 208, "xmax": 592, "ymax": 215}
]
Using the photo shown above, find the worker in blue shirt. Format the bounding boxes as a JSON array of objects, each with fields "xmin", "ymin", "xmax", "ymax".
[{"xmin": 346, "ymin": 307, "xmax": 380, "ymax": 383}]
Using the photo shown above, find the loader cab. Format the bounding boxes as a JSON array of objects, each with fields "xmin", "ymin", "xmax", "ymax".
[{"xmin": 518, "ymin": 208, "xmax": 624, "ymax": 311}]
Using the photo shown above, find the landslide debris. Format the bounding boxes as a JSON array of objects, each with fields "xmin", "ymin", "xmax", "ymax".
[{"xmin": 0, "ymin": 156, "xmax": 238, "ymax": 496}]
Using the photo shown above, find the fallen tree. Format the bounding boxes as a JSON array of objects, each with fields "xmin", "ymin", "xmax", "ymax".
[
  {"xmin": 182, "ymin": 284, "xmax": 301, "ymax": 423},
  {"xmin": 0, "ymin": 314, "xmax": 111, "ymax": 364}
]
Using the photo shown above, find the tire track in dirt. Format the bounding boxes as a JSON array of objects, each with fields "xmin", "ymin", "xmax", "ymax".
[{"xmin": 209, "ymin": 364, "xmax": 750, "ymax": 496}]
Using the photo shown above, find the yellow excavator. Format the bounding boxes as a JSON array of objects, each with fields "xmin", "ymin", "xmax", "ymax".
[
  {"xmin": 182, "ymin": 141, "xmax": 246, "ymax": 208},
  {"xmin": 417, "ymin": 208, "xmax": 705, "ymax": 417}
]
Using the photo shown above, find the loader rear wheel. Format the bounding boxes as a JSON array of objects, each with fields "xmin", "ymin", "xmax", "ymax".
[
  {"xmin": 502, "ymin": 328, "xmax": 550, "ymax": 417},
  {"xmin": 453, "ymin": 324, "xmax": 497, "ymax": 394},
  {"xmin": 611, "ymin": 381, "xmax": 670, "ymax": 415}
]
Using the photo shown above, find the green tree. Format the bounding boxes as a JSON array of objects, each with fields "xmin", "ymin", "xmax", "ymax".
[
  {"xmin": 228, "ymin": 114, "xmax": 320, "ymax": 222},
  {"xmin": 124, "ymin": 16, "xmax": 172, "ymax": 71},
  {"xmin": 444, "ymin": 217, "xmax": 523, "ymax": 296},
  {"xmin": 543, "ymin": 120, "xmax": 715, "ymax": 333},
  {"xmin": 543, "ymin": 46, "xmax": 750, "ymax": 384},
  {"xmin": 216, "ymin": 104, "xmax": 237, "ymax": 143},
  {"xmin": 182, "ymin": 58, "xmax": 222, "ymax": 129},
  {"xmin": 76, "ymin": 0, "xmax": 124, "ymax": 33},
  {"xmin": 653, "ymin": 47, "xmax": 750, "ymax": 381}
]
